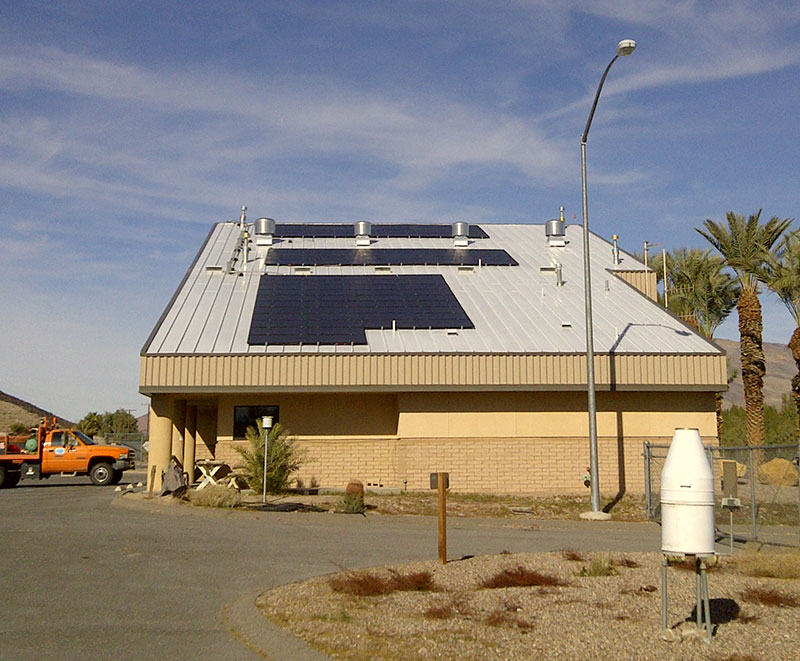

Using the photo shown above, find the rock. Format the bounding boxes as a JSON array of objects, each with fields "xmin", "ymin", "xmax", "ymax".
[
  {"xmin": 756, "ymin": 457, "xmax": 799, "ymax": 486},
  {"xmin": 345, "ymin": 480, "xmax": 364, "ymax": 503},
  {"xmin": 136, "ymin": 482, "xmax": 144, "ymax": 487},
  {"xmin": 114, "ymin": 486, "xmax": 123, "ymax": 492}
]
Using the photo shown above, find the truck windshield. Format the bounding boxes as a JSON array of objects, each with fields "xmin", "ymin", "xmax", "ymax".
[{"xmin": 72, "ymin": 430, "xmax": 96, "ymax": 445}]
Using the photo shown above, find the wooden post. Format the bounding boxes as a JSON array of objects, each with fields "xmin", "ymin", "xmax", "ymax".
[
  {"xmin": 437, "ymin": 472, "xmax": 447, "ymax": 564},
  {"xmin": 148, "ymin": 465, "xmax": 157, "ymax": 498}
]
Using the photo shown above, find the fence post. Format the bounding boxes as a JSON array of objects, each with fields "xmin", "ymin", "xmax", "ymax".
[
  {"xmin": 643, "ymin": 441, "xmax": 652, "ymax": 519},
  {"xmin": 748, "ymin": 448, "xmax": 758, "ymax": 541}
]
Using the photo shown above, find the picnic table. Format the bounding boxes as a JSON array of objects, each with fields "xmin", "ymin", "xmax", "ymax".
[{"xmin": 195, "ymin": 460, "xmax": 228, "ymax": 490}]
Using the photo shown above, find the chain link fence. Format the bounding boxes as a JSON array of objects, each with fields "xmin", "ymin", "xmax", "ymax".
[
  {"xmin": 643, "ymin": 441, "xmax": 799, "ymax": 545},
  {"xmin": 101, "ymin": 432, "xmax": 148, "ymax": 463}
]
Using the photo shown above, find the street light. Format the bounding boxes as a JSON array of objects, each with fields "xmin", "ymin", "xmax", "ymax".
[
  {"xmin": 580, "ymin": 39, "xmax": 636, "ymax": 518},
  {"xmin": 261, "ymin": 415, "xmax": 273, "ymax": 504}
]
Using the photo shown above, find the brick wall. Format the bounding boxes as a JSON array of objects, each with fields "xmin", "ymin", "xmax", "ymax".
[{"xmin": 208, "ymin": 433, "xmax": 703, "ymax": 495}]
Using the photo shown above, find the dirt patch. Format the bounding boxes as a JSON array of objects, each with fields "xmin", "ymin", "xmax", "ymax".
[{"xmin": 258, "ymin": 551, "xmax": 800, "ymax": 660}]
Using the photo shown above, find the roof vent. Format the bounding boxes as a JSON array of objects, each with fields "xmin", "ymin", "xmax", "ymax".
[
  {"xmin": 545, "ymin": 206, "xmax": 566, "ymax": 247},
  {"xmin": 255, "ymin": 217, "xmax": 276, "ymax": 246},
  {"xmin": 452, "ymin": 221, "xmax": 470, "ymax": 247},
  {"xmin": 355, "ymin": 221, "xmax": 371, "ymax": 247}
]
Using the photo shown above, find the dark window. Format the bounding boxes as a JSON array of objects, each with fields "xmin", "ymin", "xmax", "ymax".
[{"xmin": 233, "ymin": 406, "xmax": 279, "ymax": 440}]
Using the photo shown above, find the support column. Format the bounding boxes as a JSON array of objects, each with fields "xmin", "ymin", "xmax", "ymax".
[
  {"xmin": 171, "ymin": 399, "xmax": 186, "ymax": 466},
  {"xmin": 147, "ymin": 395, "xmax": 174, "ymax": 492},
  {"xmin": 184, "ymin": 404, "xmax": 198, "ymax": 484}
]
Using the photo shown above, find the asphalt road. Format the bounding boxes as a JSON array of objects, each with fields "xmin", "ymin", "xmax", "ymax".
[{"xmin": 0, "ymin": 471, "xmax": 664, "ymax": 660}]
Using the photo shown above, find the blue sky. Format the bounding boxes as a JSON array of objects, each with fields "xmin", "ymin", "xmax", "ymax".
[{"xmin": 1, "ymin": 1, "xmax": 799, "ymax": 421}]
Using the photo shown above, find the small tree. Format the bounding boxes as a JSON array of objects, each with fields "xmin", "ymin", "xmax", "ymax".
[
  {"xmin": 9, "ymin": 422, "xmax": 29, "ymax": 435},
  {"xmin": 234, "ymin": 421, "xmax": 304, "ymax": 494},
  {"xmin": 78, "ymin": 412, "xmax": 102, "ymax": 437}
]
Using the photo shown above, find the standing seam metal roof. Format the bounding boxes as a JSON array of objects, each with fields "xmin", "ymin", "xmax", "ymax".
[{"xmin": 143, "ymin": 222, "xmax": 722, "ymax": 356}]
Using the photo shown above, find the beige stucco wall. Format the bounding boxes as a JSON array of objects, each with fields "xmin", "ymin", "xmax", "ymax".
[{"xmin": 174, "ymin": 389, "xmax": 717, "ymax": 495}]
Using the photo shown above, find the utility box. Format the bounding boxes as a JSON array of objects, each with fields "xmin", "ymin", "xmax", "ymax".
[{"xmin": 660, "ymin": 428, "xmax": 715, "ymax": 555}]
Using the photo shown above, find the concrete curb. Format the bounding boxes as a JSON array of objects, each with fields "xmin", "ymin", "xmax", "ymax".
[{"xmin": 222, "ymin": 590, "xmax": 330, "ymax": 661}]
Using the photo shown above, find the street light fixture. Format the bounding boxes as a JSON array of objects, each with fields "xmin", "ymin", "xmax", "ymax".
[
  {"xmin": 261, "ymin": 415, "xmax": 273, "ymax": 504},
  {"xmin": 580, "ymin": 39, "xmax": 636, "ymax": 518}
]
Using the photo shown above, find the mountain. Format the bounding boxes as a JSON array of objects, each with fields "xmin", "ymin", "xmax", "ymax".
[
  {"xmin": 0, "ymin": 390, "xmax": 72, "ymax": 432},
  {"xmin": 715, "ymin": 339, "xmax": 796, "ymax": 409}
]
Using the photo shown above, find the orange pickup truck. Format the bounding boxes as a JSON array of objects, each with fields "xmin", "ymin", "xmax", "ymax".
[{"xmin": 0, "ymin": 417, "xmax": 135, "ymax": 488}]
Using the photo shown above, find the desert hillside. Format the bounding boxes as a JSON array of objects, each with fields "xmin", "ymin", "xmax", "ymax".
[
  {"xmin": 0, "ymin": 390, "xmax": 71, "ymax": 432},
  {"xmin": 715, "ymin": 339, "xmax": 796, "ymax": 409}
]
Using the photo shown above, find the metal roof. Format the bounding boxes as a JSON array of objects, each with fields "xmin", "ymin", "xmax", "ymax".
[{"xmin": 142, "ymin": 222, "xmax": 722, "ymax": 356}]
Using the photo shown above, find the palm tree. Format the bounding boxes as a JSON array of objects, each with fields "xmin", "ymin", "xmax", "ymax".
[
  {"xmin": 763, "ymin": 228, "xmax": 800, "ymax": 429},
  {"xmin": 697, "ymin": 210, "xmax": 793, "ymax": 448},
  {"xmin": 663, "ymin": 248, "xmax": 738, "ymax": 437}
]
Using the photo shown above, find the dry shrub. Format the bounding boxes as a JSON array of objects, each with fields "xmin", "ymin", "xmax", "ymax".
[
  {"xmin": 561, "ymin": 549, "xmax": 585, "ymax": 562},
  {"xmin": 329, "ymin": 569, "xmax": 436, "ymax": 596},
  {"xmin": 576, "ymin": 555, "xmax": 617, "ymax": 577},
  {"xmin": 613, "ymin": 555, "xmax": 640, "ymax": 568},
  {"xmin": 423, "ymin": 592, "xmax": 472, "ymax": 620},
  {"xmin": 734, "ymin": 550, "xmax": 800, "ymax": 579},
  {"xmin": 620, "ymin": 584, "xmax": 657, "ymax": 596},
  {"xmin": 740, "ymin": 587, "xmax": 799, "ymax": 608},
  {"xmin": 186, "ymin": 485, "xmax": 241, "ymax": 508},
  {"xmin": 666, "ymin": 555, "xmax": 721, "ymax": 572},
  {"xmin": 485, "ymin": 609, "xmax": 534, "ymax": 630},
  {"xmin": 423, "ymin": 603, "xmax": 453, "ymax": 620},
  {"xmin": 329, "ymin": 572, "xmax": 391, "ymax": 596},
  {"xmin": 481, "ymin": 566, "xmax": 568, "ymax": 589}
]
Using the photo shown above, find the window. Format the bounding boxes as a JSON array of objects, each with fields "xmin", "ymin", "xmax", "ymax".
[
  {"xmin": 233, "ymin": 406, "xmax": 279, "ymax": 440},
  {"xmin": 50, "ymin": 432, "xmax": 66, "ymax": 448}
]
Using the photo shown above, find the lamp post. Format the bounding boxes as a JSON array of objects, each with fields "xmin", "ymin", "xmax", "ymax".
[
  {"xmin": 261, "ymin": 415, "xmax": 273, "ymax": 504},
  {"xmin": 580, "ymin": 39, "xmax": 636, "ymax": 517}
]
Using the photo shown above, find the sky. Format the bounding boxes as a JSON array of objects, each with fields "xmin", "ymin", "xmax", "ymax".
[{"xmin": 1, "ymin": 1, "xmax": 799, "ymax": 422}]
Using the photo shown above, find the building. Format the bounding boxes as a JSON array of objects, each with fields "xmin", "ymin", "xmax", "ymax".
[{"xmin": 140, "ymin": 214, "xmax": 726, "ymax": 494}]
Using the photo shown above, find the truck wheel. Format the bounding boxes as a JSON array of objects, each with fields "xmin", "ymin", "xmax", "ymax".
[
  {"xmin": 90, "ymin": 462, "xmax": 114, "ymax": 486},
  {"xmin": 109, "ymin": 469, "xmax": 123, "ymax": 485},
  {"xmin": 0, "ymin": 465, "xmax": 6, "ymax": 488}
]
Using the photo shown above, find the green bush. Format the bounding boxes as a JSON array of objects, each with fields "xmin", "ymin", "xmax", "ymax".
[
  {"xmin": 234, "ymin": 421, "xmax": 304, "ymax": 494},
  {"xmin": 187, "ymin": 485, "xmax": 241, "ymax": 508},
  {"xmin": 721, "ymin": 395, "xmax": 799, "ymax": 446},
  {"xmin": 336, "ymin": 493, "xmax": 366, "ymax": 514}
]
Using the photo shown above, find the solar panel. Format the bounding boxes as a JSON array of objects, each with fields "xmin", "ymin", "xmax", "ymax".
[
  {"xmin": 248, "ymin": 275, "xmax": 474, "ymax": 345},
  {"xmin": 273, "ymin": 223, "xmax": 489, "ymax": 239},
  {"xmin": 264, "ymin": 248, "xmax": 517, "ymax": 266}
]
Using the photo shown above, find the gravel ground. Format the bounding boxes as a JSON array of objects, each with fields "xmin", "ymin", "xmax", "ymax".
[{"xmin": 258, "ymin": 551, "xmax": 800, "ymax": 660}]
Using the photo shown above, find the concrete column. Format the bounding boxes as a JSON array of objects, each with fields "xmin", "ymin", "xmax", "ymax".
[
  {"xmin": 184, "ymin": 405, "xmax": 197, "ymax": 484},
  {"xmin": 147, "ymin": 395, "xmax": 174, "ymax": 492},
  {"xmin": 171, "ymin": 399, "xmax": 186, "ymax": 465}
]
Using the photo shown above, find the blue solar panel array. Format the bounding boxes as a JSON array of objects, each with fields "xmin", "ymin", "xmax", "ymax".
[
  {"xmin": 274, "ymin": 223, "xmax": 489, "ymax": 239},
  {"xmin": 264, "ymin": 248, "xmax": 517, "ymax": 267},
  {"xmin": 248, "ymin": 275, "xmax": 474, "ymax": 345}
]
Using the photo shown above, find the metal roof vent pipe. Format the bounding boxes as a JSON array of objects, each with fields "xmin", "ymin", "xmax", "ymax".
[
  {"xmin": 660, "ymin": 428, "xmax": 715, "ymax": 555},
  {"xmin": 545, "ymin": 206, "xmax": 566, "ymax": 247},
  {"xmin": 612, "ymin": 234, "xmax": 620, "ymax": 266},
  {"xmin": 255, "ymin": 217, "xmax": 276, "ymax": 246},
  {"xmin": 355, "ymin": 220, "xmax": 372, "ymax": 247},
  {"xmin": 452, "ymin": 221, "xmax": 470, "ymax": 247}
]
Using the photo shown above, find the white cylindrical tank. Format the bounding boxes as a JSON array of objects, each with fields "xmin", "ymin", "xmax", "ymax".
[{"xmin": 660, "ymin": 428, "xmax": 715, "ymax": 555}]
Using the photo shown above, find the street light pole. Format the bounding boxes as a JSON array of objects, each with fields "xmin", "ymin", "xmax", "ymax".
[
  {"xmin": 261, "ymin": 415, "xmax": 273, "ymax": 504},
  {"xmin": 580, "ymin": 39, "xmax": 636, "ymax": 516}
]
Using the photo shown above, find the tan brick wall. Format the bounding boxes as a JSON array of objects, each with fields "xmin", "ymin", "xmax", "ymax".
[
  {"xmin": 287, "ymin": 433, "xmax": 702, "ymax": 495},
  {"xmin": 176, "ymin": 389, "xmax": 717, "ymax": 495}
]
